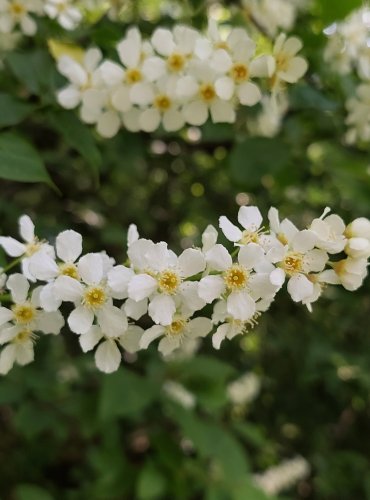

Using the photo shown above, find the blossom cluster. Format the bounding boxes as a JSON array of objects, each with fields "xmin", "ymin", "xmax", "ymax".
[
  {"xmin": 324, "ymin": 7, "xmax": 370, "ymax": 144},
  {"xmin": 254, "ymin": 456, "xmax": 310, "ymax": 496},
  {"xmin": 55, "ymin": 23, "xmax": 308, "ymax": 137},
  {"xmin": 0, "ymin": 206, "xmax": 368, "ymax": 376}
]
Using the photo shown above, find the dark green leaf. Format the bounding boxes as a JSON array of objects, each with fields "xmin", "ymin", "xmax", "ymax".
[
  {"xmin": 137, "ymin": 462, "xmax": 167, "ymax": 500},
  {"xmin": 15, "ymin": 484, "xmax": 53, "ymax": 500},
  {"xmin": 0, "ymin": 93, "xmax": 35, "ymax": 128},
  {"xmin": 0, "ymin": 132, "xmax": 55, "ymax": 187}
]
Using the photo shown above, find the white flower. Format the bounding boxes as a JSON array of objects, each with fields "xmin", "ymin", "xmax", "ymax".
[
  {"xmin": 127, "ymin": 240, "xmax": 206, "ymax": 325},
  {"xmin": 242, "ymin": 0, "xmax": 298, "ymax": 37},
  {"xmin": 44, "ymin": 0, "xmax": 82, "ymax": 30},
  {"xmin": 247, "ymin": 94, "xmax": 288, "ymax": 137},
  {"xmin": 268, "ymin": 208, "xmax": 328, "ymax": 302},
  {"xmin": 163, "ymin": 380, "xmax": 196, "ymax": 409},
  {"xmin": 345, "ymin": 84, "xmax": 370, "ymax": 144},
  {"xmin": 0, "ymin": 273, "xmax": 64, "ymax": 374},
  {"xmin": 219, "ymin": 205, "xmax": 265, "ymax": 246},
  {"xmin": 0, "ymin": 215, "xmax": 54, "ymax": 280},
  {"xmin": 0, "ymin": 0, "xmax": 42, "ymax": 36},
  {"xmin": 198, "ymin": 243, "xmax": 275, "ymax": 321},
  {"xmin": 309, "ymin": 208, "xmax": 346, "ymax": 254},
  {"xmin": 139, "ymin": 311, "xmax": 212, "ymax": 355},
  {"xmin": 57, "ymin": 48, "xmax": 103, "ymax": 110},
  {"xmin": 345, "ymin": 217, "xmax": 370, "ymax": 258},
  {"xmin": 270, "ymin": 34, "xmax": 308, "ymax": 89},
  {"xmin": 79, "ymin": 323, "xmax": 143, "ymax": 373},
  {"xmin": 53, "ymin": 253, "xmax": 127, "ymax": 335},
  {"xmin": 211, "ymin": 297, "xmax": 272, "ymax": 348},
  {"xmin": 254, "ymin": 456, "xmax": 310, "ymax": 496},
  {"xmin": 227, "ymin": 372, "xmax": 260, "ymax": 406},
  {"xmin": 178, "ymin": 61, "xmax": 236, "ymax": 125},
  {"xmin": 332, "ymin": 257, "xmax": 368, "ymax": 291}
]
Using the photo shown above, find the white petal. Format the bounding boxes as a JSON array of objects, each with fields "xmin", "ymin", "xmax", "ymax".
[
  {"xmin": 128, "ymin": 274, "xmax": 157, "ymax": 301},
  {"xmin": 0, "ymin": 237, "xmax": 25, "ymax": 257},
  {"xmin": 178, "ymin": 248, "xmax": 205, "ymax": 278},
  {"xmin": 219, "ymin": 216, "xmax": 242, "ymax": 242},
  {"xmin": 39, "ymin": 283, "xmax": 62, "ymax": 312},
  {"xmin": 107, "ymin": 265, "xmax": 134, "ymax": 295},
  {"xmin": 54, "ymin": 275, "xmax": 83, "ymax": 302},
  {"xmin": 57, "ymin": 87, "xmax": 81, "ymax": 109},
  {"xmin": 7, "ymin": 273, "xmax": 29, "ymax": 304},
  {"xmin": 111, "ymin": 85, "xmax": 132, "ymax": 112},
  {"xmin": 250, "ymin": 55, "xmax": 275, "ymax": 78},
  {"xmin": 210, "ymin": 49, "xmax": 232, "ymax": 72},
  {"xmin": 205, "ymin": 244, "xmax": 232, "ymax": 271},
  {"xmin": 158, "ymin": 336, "xmax": 180, "ymax": 356},
  {"xmin": 68, "ymin": 305, "xmax": 94, "ymax": 334},
  {"xmin": 238, "ymin": 243, "xmax": 264, "ymax": 270},
  {"xmin": 78, "ymin": 253, "xmax": 103, "ymax": 285},
  {"xmin": 269, "ymin": 268, "xmax": 286, "ymax": 287},
  {"xmin": 151, "ymin": 28, "xmax": 175, "ymax": 56},
  {"xmin": 148, "ymin": 294, "xmax": 176, "ymax": 325},
  {"xmin": 0, "ymin": 345, "xmax": 17, "ymax": 374},
  {"xmin": 15, "ymin": 340, "xmax": 34, "ymax": 366},
  {"xmin": 210, "ymin": 100, "xmax": 235, "ymax": 123},
  {"xmin": 119, "ymin": 325, "xmax": 143, "ymax": 353},
  {"xmin": 0, "ymin": 326, "xmax": 19, "ymax": 345},
  {"xmin": 98, "ymin": 61, "xmax": 125, "ymax": 86},
  {"xmin": 215, "ymin": 76, "xmax": 235, "ymax": 100},
  {"xmin": 97, "ymin": 304, "xmax": 128, "ymax": 337},
  {"xmin": 304, "ymin": 249, "xmax": 328, "ymax": 273},
  {"xmin": 142, "ymin": 56, "xmax": 166, "ymax": 81},
  {"xmin": 139, "ymin": 108, "xmax": 161, "ymax": 132},
  {"xmin": 95, "ymin": 340, "xmax": 121, "ymax": 374},
  {"xmin": 84, "ymin": 48, "xmax": 102, "ymax": 72},
  {"xmin": 140, "ymin": 325, "xmax": 164, "ymax": 349},
  {"xmin": 19, "ymin": 215, "xmax": 35, "ymax": 243},
  {"xmin": 202, "ymin": 224, "xmax": 218, "ymax": 252},
  {"xmin": 183, "ymin": 101, "xmax": 208, "ymax": 126},
  {"xmin": 130, "ymin": 82, "xmax": 155, "ymax": 106},
  {"xmin": 124, "ymin": 298, "xmax": 148, "ymax": 320},
  {"xmin": 188, "ymin": 317, "xmax": 212, "ymax": 338},
  {"xmin": 37, "ymin": 311, "xmax": 64, "ymax": 335},
  {"xmin": 237, "ymin": 81, "xmax": 261, "ymax": 106},
  {"xmin": 287, "ymin": 274, "xmax": 314, "ymax": 302},
  {"xmin": 79, "ymin": 325, "xmax": 103, "ymax": 352},
  {"xmin": 163, "ymin": 110, "xmax": 185, "ymax": 132},
  {"xmin": 198, "ymin": 275, "xmax": 225, "ymax": 303},
  {"xmin": 227, "ymin": 291, "xmax": 256, "ymax": 321},
  {"xmin": 238, "ymin": 206, "xmax": 263, "ymax": 232},
  {"xmin": 117, "ymin": 37, "xmax": 141, "ymax": 68},
  {"xmin": 212, "ymin": 324, "xmax": 229, "ymax": 349},
  {"xmin": 97, "ymin": 111, "xmax": 121, "ymax": 138},
  {"xmin": 292, "ymin": 230, "xmax": 317, "ymax": 253},
  {"xmin": 56, "ymin": 230, "xmax": 82, "ymax": 263},
  {"xmin": 29, "ymin": 252, "xmax": 58, "ymax": 281},
  {"xmin": 179, "ymin": 282, "xmax": 205, "ymax": 313},
  {"xmin": 0, "ymin": 307, "xmax": 13, "ymax": 327}
]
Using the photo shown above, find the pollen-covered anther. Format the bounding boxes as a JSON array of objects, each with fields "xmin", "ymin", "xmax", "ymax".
[
  {"xmin": 154, "ymin": 95, "xmax": 172, "ymax": 111},
  {"xmin": 12, "ymin": 303, "xmax": 37, "ymax": 324},
  {"xmin": 166, "ymin": 317, "xmax": 188, "ymax": 337},
  {"xmin": 224, "ymin": 265, "xmax": 249, "ymax": 291},
  {"xmin": 158, "ymin": 270, "xmax": 181, "ymax": 295},
  {"xmin": 230, "ymin": 63, "xmax": 249, "ymax": 83},
  {"xmin": 282, "ymin": 252, "xmax": 304, "ymax": 275},
  {"xmin": 15, "ymin": 329, "xmax": 37, "ymax": 343},
  {"xmin": 59, "ymin": 263, "xmax": 79, "ymax": 280},
  {"xmin": 167, "ymin": 53, "xmax": 186, "ymax": 72},
  {"xmin": 126, "ymin": 68, "xmax": 142, "ymax": 84},
  {"xmin": 240, "ymin": 228, "xmax": 262, "ymax": 245},
  {"xmin": 200, "ymin": 83, "xmax": 216, "ymax": 102},
  {"xmin": 83, "ymin": 286, "xmax": 106, "ymax": 308}
]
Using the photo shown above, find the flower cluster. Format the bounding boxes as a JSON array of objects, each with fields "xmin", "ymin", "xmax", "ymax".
[
  {"xmin": 0, "ymin": 0, "xmax": 82, "ymax": 35},
  {"xmin": 0, "ymin": 206, "xmax": 368, "ymax": 375},
  {"xmin": 254, "ymin": 456, "xmax": 310, "ymax": 496},
  {"xmin": 324, "ymin": 7, "xmax": 370, "ymax": 144},
  {"xmin": 55, "ymin": 23, "xmax": 308, "ymax": 137}
]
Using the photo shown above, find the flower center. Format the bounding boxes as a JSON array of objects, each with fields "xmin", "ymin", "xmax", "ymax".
[
  {"xmin": 59, "ymin": 263, "xmax": 79, "ymax": 280},
  {"xmin": 240, "ymin": 230, "xmax": 260, "ymax": 245},
  {"xmin": 126, "ymin": 68, "xmax": 142, "ymax": 84},
  {"xmin": 230, "ymin": 63, "xmax": 249, "ymax": 83},
  {"xmin": 158, "ymin": 269, "xmax": 181, "ymax": 295},
  {"xmin": 25, "ymin": 239, "xmax": 42, "ymax": 257},
  {"xmin": 154, "ymin": 94, "xmax": 172, "ymax": 111},
  {"xmin": 215, "ymin": 41, "xmax": 228, "ymax": 50},
  {"xmin": 15, "ymin": 329, "xmax": 35, "ymax": 343},
  {"xmin": 224, "ymin": 265, "xmax": 249, "ymax": 291},
  {"xmin": 56, "ymin": 2, "xmax": 67, "ymax": 13},
  {"xmin": 166, "ymin": 317, "xmax": 188, "ymax": 337},
  {"xmin": 277, "ymin": 233, "xmax": 288, "ymax": 245},
  {"xmin": 83, "ymin": 286, "xmax": 106, "ymax": 308},
  {"xmin": 167, "ymin": 53, "xmax": 186, "ymax": 72},
  {"xmin": 200, "ymin": 83, "xmax": 216, "ymax": 102},
  {"xmin": 275, "ymin": 52, "xmax": 290, "ymax": 72},
  {"xmin": 281, "ymin": 252, "xmax": 304, "ymax": 276},
  {"xmin": 10, "ymin": 1, "xmax": 25, "ymax": 15},
  {"xmin": 12, "ymin": 303, "xmax": 36, "ymax": 324}
]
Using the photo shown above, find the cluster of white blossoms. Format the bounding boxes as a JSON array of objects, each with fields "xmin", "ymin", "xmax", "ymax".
[
  {"xmin": 55, "ymin": 22, "xmax": 308, "ymax": 137},
  {"xmin": 324, "ymin": 7, "xmax": 370, "ymax": 144},
  {"xmin": 0, "ymin": 206, "xmax": 368, "ymax": 375},
  {"xmin": 254, "ymin": 456, "xmax": 310, "ymax": 496},
  {"xmin": 0, "ymin": 0, "xmax": 83, "ymax": 35}
]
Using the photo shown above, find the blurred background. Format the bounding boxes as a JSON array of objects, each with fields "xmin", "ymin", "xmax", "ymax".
[{"xmin": 0, "ymin": 0, "xmax": 370, "ymax": 498}]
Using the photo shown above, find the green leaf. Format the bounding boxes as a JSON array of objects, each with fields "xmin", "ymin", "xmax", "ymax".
[
  {"xmin": 0, "ymin": 93, "xmax": 35, "ymax": 128},
  {"xmin": 15, "ymin": 484, "xmax": 53, "ymax": 500},
  {"xmin": 315, "ymin": 0, "xmax": 363, "ymax": 23},
  {"xmin": 6, "ymin": 49, "xmax": 59, "ymax": 98},
  {"xmin": 0, "ymin": 132, "xmax": 56, "ymax": 188},
  {"xmin": 230, "ymin": 138, "xmax": 290, "ymax": 187},
  {"xmin": 48, "ymin": 110, "xmax": 102, "ymax": 183},
  {"xmin": 137, "ymin": 462, "xmax": 167, "ymax": 500},
  {"xmin": 99, "ymin": 367, "xmax": 159, "ymax": 420},
  {"xmin": 231, "ymin": 477, "xmax": 274, "ymax": 500}
]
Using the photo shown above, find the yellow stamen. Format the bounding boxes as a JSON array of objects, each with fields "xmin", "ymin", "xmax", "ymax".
[
  {"xmin": 281, "ymin": 252, "xmax": 304, "ymax": 276},
  {"xmin": 83, "ymin": 286, "xmax": 106, "ymax": 308},
  {"xmin": 230, "ymin": 63, "xmax": 249, "ymax": 83},
  {"xmin": 158, "ymin": 270, "xmax": 181, "ymax": 295},
  {"xmin": 12, "ymin": 303, "xmax": 36, "ymax": 324},
  {"xmin": 59, "ymin": 263, "xmax": 79, "ymax": 280},
  {"xmin": 224, "ymin": 265, "xmax": 249, "ymax": 291},
  {"xmin": 126, "ymin": 68, "xmax": 142, "ymax": 84},
  {"xmin": 167, "ymin": 53, "xmax": 186, "ymax": 72},
  {"xmin": 199, "ymin": 83, "xmax": 216, "ymax": 102},
  {"xmin": 10, "ymin": 1, "xmax": 25, "ymax": 15},
  {"xmin": 154, "ymin": 94, "xmax": 171, "ymax": 111},
  {"xmin": 166, "ymin": 317, "xmax": 188, "ymax": 337}
]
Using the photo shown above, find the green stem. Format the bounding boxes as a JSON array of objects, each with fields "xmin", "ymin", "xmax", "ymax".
[{"xmin": 1, "ymin": 257, "xmax": 22, "ymax": 274}]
